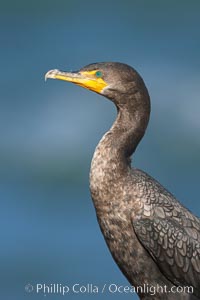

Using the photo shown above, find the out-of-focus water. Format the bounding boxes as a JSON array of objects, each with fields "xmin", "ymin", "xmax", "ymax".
[{"xmin": 1, "ymin": 1, "xmax": 200, "ymax": 299}]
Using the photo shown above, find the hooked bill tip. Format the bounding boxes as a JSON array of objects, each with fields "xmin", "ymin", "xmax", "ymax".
[{"xmin": 45, "ymin": 69, "xmax": 60, "ymax": 81}]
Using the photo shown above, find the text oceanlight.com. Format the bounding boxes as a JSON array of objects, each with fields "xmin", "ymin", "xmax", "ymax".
[{"xmin": 25, "ymin": 283, "xmax": 194, "ymax": 296}]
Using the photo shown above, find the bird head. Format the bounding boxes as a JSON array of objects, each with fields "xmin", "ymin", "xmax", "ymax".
[{"xmin": 45, "ymin": 62, "xmax": 148, "ymax": 105}]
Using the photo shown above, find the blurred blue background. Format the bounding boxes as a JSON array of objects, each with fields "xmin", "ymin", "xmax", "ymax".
[{"xmin": 1, "ymin": 0, "xmax": 200, "ymax": 299}]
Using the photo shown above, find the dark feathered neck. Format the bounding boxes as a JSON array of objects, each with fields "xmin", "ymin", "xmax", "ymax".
[
  {"xmin": 90, "ymin": 89, "xmax": 150, "ymax": 196},
  {"xmin": 107, "ymin": 87, "xmax": 150, "ymax": 160}
]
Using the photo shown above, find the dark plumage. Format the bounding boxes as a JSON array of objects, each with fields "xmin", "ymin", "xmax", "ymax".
[{"xmin": 45, "ymin": 62, "xmax": 200, "ymax": 299}]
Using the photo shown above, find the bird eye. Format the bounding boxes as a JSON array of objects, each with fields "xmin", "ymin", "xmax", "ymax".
[{"xmin": 95, "ymin": 71, "xmax": 102, "ymax": 78}]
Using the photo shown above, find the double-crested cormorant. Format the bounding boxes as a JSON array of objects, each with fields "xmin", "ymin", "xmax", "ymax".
[{"xmin": 45, "ymin": 62, "xmax": 200, "ymax": 300}]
